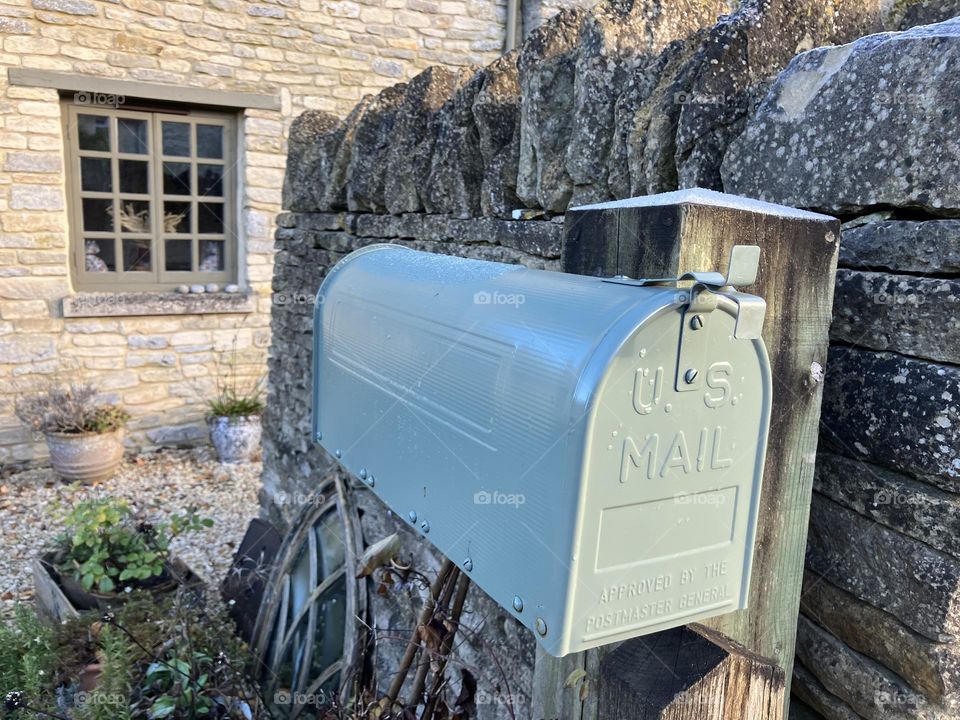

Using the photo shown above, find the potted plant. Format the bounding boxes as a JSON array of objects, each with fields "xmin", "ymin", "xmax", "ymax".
[
  {"xmin": 207, "ymin": 375, "xmax": 265, "ymax": 464},
  {"xmin": 14, "ymin": 381, "xmax": 129, "ymax": 484},
  {"xmin": 33, "ymin": 498, "xmax": 211, "ymax": 621}
]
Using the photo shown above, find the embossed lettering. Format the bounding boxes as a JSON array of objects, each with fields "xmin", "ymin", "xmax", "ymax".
[
  {"xmin": 633, "ymin": 366, "xmax": 663, "ymax": 415},
  {"xmin": 711, "ymin": 426, "xmax": 733, "ymax": 470},
  {"xmin": 704, "ymin": 361, "xmax": 733, "ymax": 408},
  {"xmin": 620, "ymin": 434, "xmax": 658, "ymax": 483},
  {"xmin": 660, "ymin": 431, "xmax": 690, "ymax": 477}
]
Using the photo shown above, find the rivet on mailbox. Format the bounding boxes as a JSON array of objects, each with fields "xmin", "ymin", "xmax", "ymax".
[{"xmin": 313, "ymin": 244, "xmax": 771, "ymax": 656}]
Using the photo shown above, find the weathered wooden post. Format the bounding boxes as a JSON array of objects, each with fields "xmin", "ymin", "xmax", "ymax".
[{"xmin": 532, "ymin": 189, "xmax": 839, "ymax": 719}]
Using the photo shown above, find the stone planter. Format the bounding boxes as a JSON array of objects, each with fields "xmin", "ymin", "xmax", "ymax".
[
  {"xmin": 209, "ymin": 415, "xmax": 262, "ymax": 464},
  {"xmin": 32, "ymin": 551, "xmax": 203, "ymax": 624},
  {"xmin": 45, "ymin": 428, "xmax": 124, "ymax": 484}
]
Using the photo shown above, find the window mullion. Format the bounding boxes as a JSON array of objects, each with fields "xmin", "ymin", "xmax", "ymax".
[
  {"xmin": 151, "ymin": 113, "xmax": 164, "ymax": 284},
  {"xmin": 111, "ymin": 114, "xmax": 121, "ymax": 277}
]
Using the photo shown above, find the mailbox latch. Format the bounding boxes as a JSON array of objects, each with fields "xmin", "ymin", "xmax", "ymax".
[{"xmin": 604, "ymin": 245, "xmax": 766, "ymax": 392}]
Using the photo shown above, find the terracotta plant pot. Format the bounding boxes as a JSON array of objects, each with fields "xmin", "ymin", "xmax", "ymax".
[
  {"xmin": 209, "ymin": 415, "xmax": 261, "ymax": 464},
  {"xmin": 45, "ymin": 428, "xmax": 124, "ymax": 484}
]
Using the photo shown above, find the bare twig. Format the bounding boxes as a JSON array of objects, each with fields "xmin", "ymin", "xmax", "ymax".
[
  {"xmin": 381, "ymin": 559, "xmax": 454, "ymax": 717},
  {"xmin": 421, "ymin": 575, "xmax": 471, "ymax": 720}
]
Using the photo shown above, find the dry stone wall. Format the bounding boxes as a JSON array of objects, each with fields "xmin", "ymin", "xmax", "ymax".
[
  {"xmin": 723, "ymin": 16, "xmax": 960, "ymax": 720},
  {"xmin": 267, "ymin": 3, "xmax": 960, "ymax": 718}
]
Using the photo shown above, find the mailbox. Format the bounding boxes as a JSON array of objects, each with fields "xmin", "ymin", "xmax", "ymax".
[{"xmin": 312, "ymin": 244, "xmax": 771, "ymax": 656}]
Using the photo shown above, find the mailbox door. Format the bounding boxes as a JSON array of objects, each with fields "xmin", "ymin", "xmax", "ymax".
[{"xmin": 560, "ymin": 296, "xmax": 771, "ymax": 656}]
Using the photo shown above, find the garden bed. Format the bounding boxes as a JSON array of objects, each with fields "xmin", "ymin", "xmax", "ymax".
[{"xmin": 0, "ymin": 448, "xmax": 260, "ymax": 619}]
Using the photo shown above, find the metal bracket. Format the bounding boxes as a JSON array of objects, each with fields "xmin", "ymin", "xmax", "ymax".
[
  {"xmin": 676, "ymin": 285, "xmax": 718, "ymax": 392},
  {"xmin": 602, "ymin": 246, "xmax": 765, "ymax": 390},
  {"xmin": 603, "ymin": 245, "xmax": 766, "ymax": 343}
]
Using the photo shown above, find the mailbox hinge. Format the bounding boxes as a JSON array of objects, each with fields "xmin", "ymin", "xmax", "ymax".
[{"xmin": 604, "ymin": 246, "xmax": 767, "ymax": 392}]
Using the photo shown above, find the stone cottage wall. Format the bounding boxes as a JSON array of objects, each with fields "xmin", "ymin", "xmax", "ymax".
[
  {"xmin": 267, "ymin": 2, "xmax": 960, "ymax": 718},
  {"xmin": 0, "ymin": 0, "xmax": 513, "ymax": 467}
]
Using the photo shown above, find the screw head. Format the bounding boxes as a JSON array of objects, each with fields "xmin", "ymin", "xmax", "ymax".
[
  {"xmin": 316, "ymin": 431, "xmax": 323, "ymax": 441},
  {"xmin": 512, "ymin": 595, "xmax": 523, "ymax": 612},
  {"xmin": 690, "ymin": 314, "xmax": 704, "ymax": 330},
  {"xmin": 420, "ymin": 520, "xmax": 430, "ymax": 533},
  {"xmin": 684, "ymin": 368, "xmax": 698, "ymax": 384},
  {"xmin": 367, "ymin": 474, "xmax": 375, "ymax": 487},
  {"xmin": 408, "ymin": 510, "xmax": 417, "ymax": 523},
  {"xmin": 334, "ymin": 448, "xmax": 342, "ymax": 459},
  {"xmin": 359, "ymin": 468, "xmax": 367, "ymax": 480},
  {"xmin": 463, "ymin": 558, "xmax": 473, "ymax": 572},
  {"xmin": 535, "ymin": 617, "xmax": 547, "ymax": 636}
]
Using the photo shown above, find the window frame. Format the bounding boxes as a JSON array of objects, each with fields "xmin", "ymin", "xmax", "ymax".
[{"xmin": 63, "ymin": 102, "xmax": 239, "ymax": 292}]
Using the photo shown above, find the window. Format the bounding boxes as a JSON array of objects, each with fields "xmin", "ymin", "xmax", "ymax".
[
  {"xmin": 64, "ymin": 103, "xmax": 236, "ymax": 290},
  {"xmin": 251, "ymin": 478, "xmax": 366, "ymax": 716}
]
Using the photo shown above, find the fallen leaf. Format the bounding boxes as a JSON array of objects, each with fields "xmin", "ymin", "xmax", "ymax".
[
  {"xmin": 356, "ymin": 533, "xmax": 401, "ymax": 578},
  {"xmin": 579, "ymin": 679, "xmax": 590, "ymax": 702},
  {"xmin": 564, "ymin": 668, "xmax": 587, "ymax": 688}
]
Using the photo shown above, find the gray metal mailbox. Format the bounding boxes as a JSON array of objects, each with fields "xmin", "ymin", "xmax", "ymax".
[{"xmin": 312, "ymin": 244, "xmax": 771, "ymax": 656}]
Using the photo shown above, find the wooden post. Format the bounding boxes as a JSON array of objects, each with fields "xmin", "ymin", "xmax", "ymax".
[
  {"xmin": 599, "ymin": 625, "xmax": 784, "ymax": 720},
  {"xmin": 531, "ymin": 189, "xmax": 838, "ymax": 719}
]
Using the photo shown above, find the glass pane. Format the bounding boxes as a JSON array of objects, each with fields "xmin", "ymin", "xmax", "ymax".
[
  {"xmin": 198, "ymin": 202, "xmax": 224, "ymax": 234},
  {"xmin": 308, "ymin": 574, "xmax": 346, "ymax": 679},
  {"xmin": 196, "ymin": 124, "xmax": 223, "ymax": 159},
  {"xmin": 269, "ymin": 613, "xmax": 309, "ymax": 706},
  {"xmin": 197, "ymin": 164, "xmax": 223, "ymax": 196},
  {"xmin": 117, "ymin": 200, "xmax": 150, "ymax": 233},
  {"xmin": 163, "ymin": 202, "xmax": 190, "ymax": 234},
  {"xmin": 80, "ymin": 157, "xmax": 111, "ymax": 192},
  {"xmin": 287, "ymin": 544, "xmax": 312, "ymax": 630},
  {"xmin": 118, "ymin": 118, "xmax": 148, "ymax": 154},
  {"xmin": 163, "ymin": 162, "xmax": 191, "ymax": 195},
  {"xmin": 119, "ymin": 160, "xmax": 148, "ymax": 194},
  {"xmin": 84, "ymin": 238, "xmax": 114, "ymax": 272},
  {"xmin": 199, "ymin": 240, "xmax": 224, "ymax": 272},
  {"xmin": 77, "ymin": 114, "xmax": 110, "ymax": 151},
  {"xmin": 122, "ymin": 238, "xmax": 151, "ymax": 272},
  {"xmin": 315, "ymin": 512, "xmax": 345, "ymax": 579},
  {"xmin": 165, "ymin": 239, "xmax": 192, "ymax": 271},
  {"xmin": 162, "ymin": 121, "xmax": 190, "ymax": 156},
  {"xmin": 82, "ymin": 198, "xmax": 113, "ymax": 232}
]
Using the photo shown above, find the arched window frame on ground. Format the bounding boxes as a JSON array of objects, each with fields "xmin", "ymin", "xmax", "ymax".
[{"xmin": 251, "ymin": 475, "xmax": 366, "ymax": 715}]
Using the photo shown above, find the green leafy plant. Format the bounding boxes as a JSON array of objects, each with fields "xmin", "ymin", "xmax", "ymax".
[
  {"xmin": 128, "ymin": 595, "xmax": 258, "ymax": 720},
  {"xmin": 0, "ymin": 604, "xmax": 58, "ymax": 717},
  {"xmin": 15, "ymin": 381, "xmax": 129, "ymax": 435},
  {"xmin": 55, "ymin": 498, "xmax": 213, "ymax": 594},
  {"xmin": 144, "ymin": 652, "xmax": 217, "ymax": 719}
]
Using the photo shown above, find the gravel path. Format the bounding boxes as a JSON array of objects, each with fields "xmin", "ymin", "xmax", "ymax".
[{"xmin": 0, "ymin": 448, "xmax": 261, "ymax": 618}]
